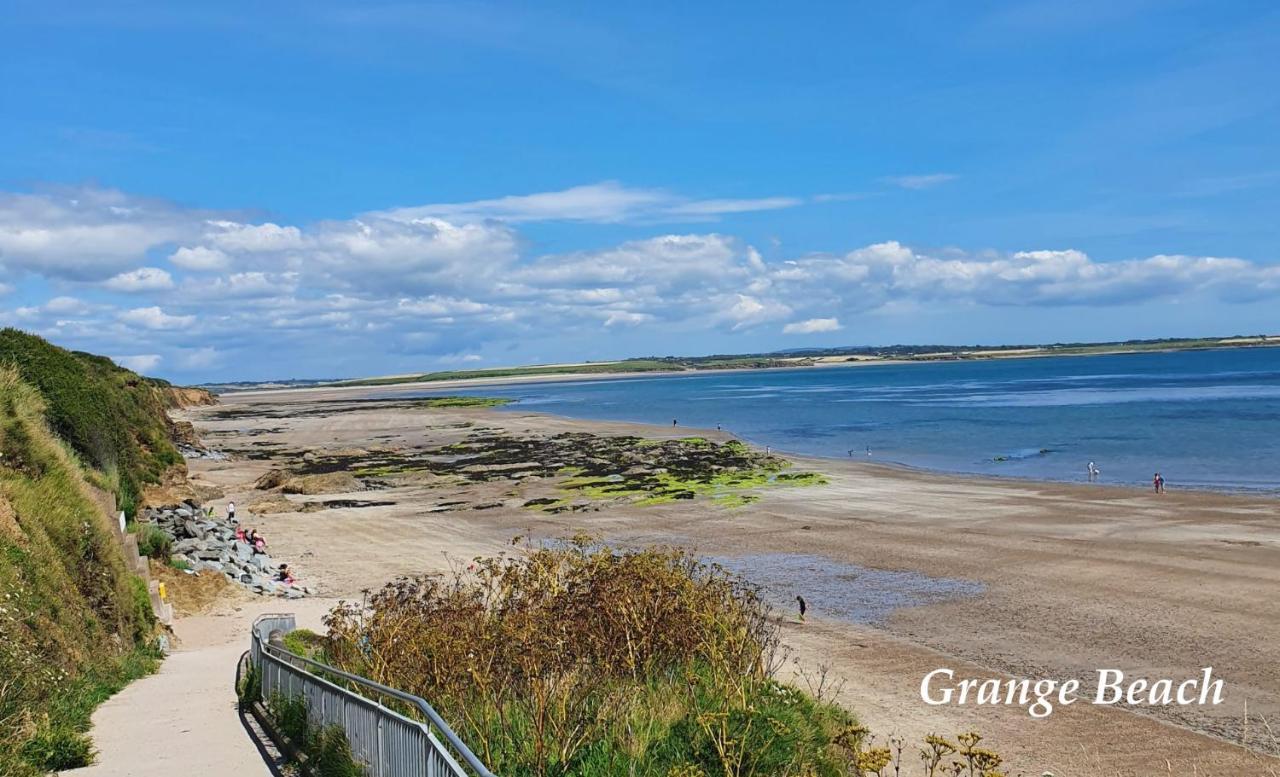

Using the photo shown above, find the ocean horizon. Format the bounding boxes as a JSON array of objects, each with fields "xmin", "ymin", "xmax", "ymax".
[{"xmin": 410, "ymin": 347, "xmax": 1280, "ymax": 495}]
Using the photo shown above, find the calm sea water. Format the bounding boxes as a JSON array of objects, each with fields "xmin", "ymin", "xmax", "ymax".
[{"xmin": 423, "ymin": 348, "xmax": 1280, "ymax": 495}]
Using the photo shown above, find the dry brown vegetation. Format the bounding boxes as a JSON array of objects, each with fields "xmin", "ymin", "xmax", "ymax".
[{"xmin": 318, "ymin": 538, "xmax": 1008, "ymax": 777}]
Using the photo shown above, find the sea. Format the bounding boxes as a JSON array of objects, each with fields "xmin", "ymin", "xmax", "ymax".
[{"xmin": 416, "ymin": 347, "xmax": 1280, "ymax": 495}]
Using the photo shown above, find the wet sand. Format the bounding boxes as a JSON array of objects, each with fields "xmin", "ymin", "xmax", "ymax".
[{"xmin": 182, "ymin": 389, "xmax": 1280, "ymax": 776}]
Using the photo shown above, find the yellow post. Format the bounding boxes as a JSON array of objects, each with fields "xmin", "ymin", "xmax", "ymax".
[{"xmin": 158, "ymin": 581, "xmax": 167, "ymax": 602}]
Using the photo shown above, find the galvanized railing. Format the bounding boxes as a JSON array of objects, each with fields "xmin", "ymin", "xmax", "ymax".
[{"xmin": 248, "ymin": 613, "xmax": 496, "ymax": 777}]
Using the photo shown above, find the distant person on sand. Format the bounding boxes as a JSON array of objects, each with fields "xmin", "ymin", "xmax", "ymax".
[
  {"xmin": 1153, "ymin": 473, "xmax": 1166, "ymax": 493},
  {"xmin": 1087, "ymin": 461, "xmax": 1099, "ymax": 482},
  {"xmin": 796, "ymin": 595, "xmax": 807, "ymax": 622},
  {"xmin": 276, "ymin": 564, "xmax": 294, "ymax": 585},
  {"xmin": 227, "ymin": 501, "xmax": 236, "ymax": 522}
]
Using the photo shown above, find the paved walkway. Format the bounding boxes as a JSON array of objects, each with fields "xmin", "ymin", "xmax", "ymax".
[{"xmin": 63, "ymin": 598, "xmax": 334, "ymax": 777}]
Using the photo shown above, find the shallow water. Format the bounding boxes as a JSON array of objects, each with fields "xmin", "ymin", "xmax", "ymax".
[
  {"xmin": 420, "ymin": 347, "xmax": 1280, "ymax": 494},
  {"xmin": 709, "ymin": 554, "xmax": 985, "ymax": 626}
]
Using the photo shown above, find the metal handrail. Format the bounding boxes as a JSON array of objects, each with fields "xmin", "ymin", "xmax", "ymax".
[{"xmin": 249, "ymin": 613, "xmax": 496, "ymax": 777}]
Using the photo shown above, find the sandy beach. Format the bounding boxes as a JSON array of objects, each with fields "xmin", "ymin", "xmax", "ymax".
[{"xmin": 181, "ymin": 388, "xmax": 1280, "ymax": 776}]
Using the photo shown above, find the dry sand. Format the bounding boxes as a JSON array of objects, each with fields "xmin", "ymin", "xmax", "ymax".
[{"xmin": 170, "ymin": 388, "xmax": 1280, "ymax": 776}]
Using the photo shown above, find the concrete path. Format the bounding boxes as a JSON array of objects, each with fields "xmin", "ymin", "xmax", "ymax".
[{"xmin": 63, "ymin": 597, "xmax": 334, "ymax": 777}]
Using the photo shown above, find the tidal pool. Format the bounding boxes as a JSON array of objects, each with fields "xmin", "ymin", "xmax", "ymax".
[{"xmin": 709, "ymin": 553, "xmax": 985, "ymax": 625}]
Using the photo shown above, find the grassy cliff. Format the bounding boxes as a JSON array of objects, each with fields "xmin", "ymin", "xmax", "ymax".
[
  {"xmin": 0, "ymin": 364, "xmax": 160, "ymax": 774},
  {"xmin": 0, "ymin": 328, "xmax": 195, "ymax": 517}
]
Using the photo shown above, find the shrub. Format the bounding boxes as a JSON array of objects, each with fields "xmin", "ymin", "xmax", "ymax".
[
  {"xmin": 134, "ymin": 524, "xmax": 172, "ymax": 559},
  {"xmin": 323, "ymin": 539, "xmax": 850, "ymax": 776}
]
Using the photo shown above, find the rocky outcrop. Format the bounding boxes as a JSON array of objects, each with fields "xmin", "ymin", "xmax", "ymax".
[
  {"xmin": 254, "ymin": 468, "xmax": 362, "ymax": 494},
  {"xmin": 142, "ymin": 502, "xmax": 309, "ymax": 598}
]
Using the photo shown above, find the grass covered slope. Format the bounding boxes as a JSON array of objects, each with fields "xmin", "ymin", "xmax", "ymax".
[
  {"xmin": 0, "ymin": 366, "xmax": 159, "ymax": 775},
  {"xmin": 0, "ymin": 328, "xmax": 188, "ymax": 517}
]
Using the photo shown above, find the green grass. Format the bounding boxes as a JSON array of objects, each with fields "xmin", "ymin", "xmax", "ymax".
[
  {"xmin": 132, "ymin": 523, "xmax": 173, "ymax": 559},
  {"xmin": 0, "ymin": 328, "xmax": 185, "ymax": 517},
  {"xmin": 268, "ymin": 694, "xmax": 366, "ymax": 777},
  {"xmin": 0, "ymin": 365, "xmax": 162, "ymax": 775},
  {"xmin": 282, "ymin": 628, "xmax": 327, "ymax": 661},
  {"xmin": 14, "ymin": 644, "xmax": 160, "ymax": 773}
]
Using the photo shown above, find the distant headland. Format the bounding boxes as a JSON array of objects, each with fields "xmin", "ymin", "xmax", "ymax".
[{"xmin": 201, "ymin": 333, "xmax": 1278, "ymax": 393}]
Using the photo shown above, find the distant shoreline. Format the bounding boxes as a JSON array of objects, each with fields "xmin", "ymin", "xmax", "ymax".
[{"xmin": 215, "ymin": 337, "xmax": 1280, "ymax": 398}]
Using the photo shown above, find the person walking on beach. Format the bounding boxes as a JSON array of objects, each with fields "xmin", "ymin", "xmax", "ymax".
[
  {"xmin": 796, "ymin": 595, "xmax": 807, "ymax": 623},
  {"xmin": 1153, "ymin": 473, "xmax": 1165, "ymax": 493},
  {"xmin": 227, "ymin": 500, "xmax": 236, "ymax": 523},
  {"xmin": 1087, "ymin": 461, "xmax": 1099, "ymax": 482}
]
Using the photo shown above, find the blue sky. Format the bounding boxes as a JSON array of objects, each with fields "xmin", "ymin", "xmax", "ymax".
[{"xmin": 1, "ymin": 1, "xmax": 1278, "ymax": 381}]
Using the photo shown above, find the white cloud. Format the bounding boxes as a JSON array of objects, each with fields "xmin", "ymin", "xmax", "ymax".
[
  {"xmin": 715, "ymin": 294, "xmax": 792, "ymax": 330},
  {"xmin": 783, "ymin": 317, "xmax": 842, "ymax": 334},
  {"xmin": 0, "ymin": 187, "xmax": 207, "ymax": 279},
  {"xmin": 882, "ymin": 173, "xmax": 958, "ymax": 190},
  {"xmin": 16, "ymin": 296, "xmax": 91, "ymax": 318},
  {"xmin": 119, "ymin": 306, "xmax": 196, "ymax": 330},
  {"xmin": 377, "ymin": 181, "xmax": 803, "ymax": 224},
  {"xmin": 184, "ymin": 271, "xmax": 298, "ymax": 299},
  {"xmin": 113, "ymin": 353, "xmax": 162, "ymax": 373},
  {"xmin": 204, "ymin": 220, "xmax": 305, "ymax": 252},
  {"xmin": 104, "ymin": 266, "xmax": 174, "ymax": 292},
  {"xmin": 3, "ymin": 183, "xmax": 1279, "ymax": 379},
  {"xmin": 170, "ymin": 245, "xmax": 230, "ymax": 271}
]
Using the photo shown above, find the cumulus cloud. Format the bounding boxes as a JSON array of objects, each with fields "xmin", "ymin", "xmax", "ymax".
[
  {"xmin": 118, "ymin": 306, "xmax": 196, "ymax": 330},
  {"xmin": 170, "ymin": 245, "xmax": 230, "ymax": 271},
  {"xmin": 783, "ymin": 317, "xmax": 842, "ymax": 334},
  {"xmin": 2, "ymin": 183, "xmax": 1278, "ymax": 379},
  {"xmin": 882, "ymin": 173, "xmax": 958, "ymax": 190},
  {"xmin": 0, "ymin": 187, "xmax": 208, "ymax": 279},
  {"xmin": 113, "ymin": 353, "xmax": 162, "ymax": 372},
  {"xmin": 15, "ymin": 295, "xmax": 91, "ymax": 318},
  {"xmin": 104, "ymin": 266, "xmax": 174, "ymax": 292}
]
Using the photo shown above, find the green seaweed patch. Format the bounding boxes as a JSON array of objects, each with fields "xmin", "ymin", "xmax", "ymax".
[
  {"xmin": 713, "ymin": 493, "xmax": 760, "ymax": 509},
  {"xmin": 418, "ymin": 396, "xmax": 512, "ymax": 408}
]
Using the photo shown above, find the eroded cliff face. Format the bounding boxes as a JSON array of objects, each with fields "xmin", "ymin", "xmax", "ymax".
[{"xmin": 159, "ymin": 386, "xmax": 218, "ymax": 409}]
